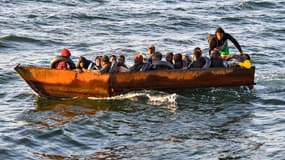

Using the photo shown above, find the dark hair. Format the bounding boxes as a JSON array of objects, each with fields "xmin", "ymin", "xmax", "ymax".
[
  {"xmin": 244, "ymin": 54, "xmax": 251, "ymax": 60},
  {"xmin": 210, "ymin": 49, "xmax": 219, "ymax": 58},
  {"xmin": 193, "ymin": 47, "xmax": 202, "ymax": 58},
  {"xmin": 151, "ymin": 53, "xmax": 161, "ymax": 61},
  {"xmin": 102, "ymin": 55, "xmax": 109, "ymax": 63},
  {"xmin": 173, "ymin": 53, "xmax": 182, "ymax": 62},
  {"xmin": 95, "ymin": 56, "xmax": 101, "ymax": 61},
  {"xmin": 155, "ymin": 52, "xmax": 162, "ymax": 60},
  {"xmin": 215, "ymin": 27, "xmax": 225, "ymax": 34},
  {"xmin": 119, "ymin": 55, "xmax": 125, "ymax": 60},
  {"xmin": 173, "ymin": 53, "xmax": 183, "ymax": 69},
  {"xmin": 77, "ymin": 56, "xmax": 89, "ymax": 69},
  {"xmin": 110, "ymin": 54, "xmax": 116, "ymax": 59}
]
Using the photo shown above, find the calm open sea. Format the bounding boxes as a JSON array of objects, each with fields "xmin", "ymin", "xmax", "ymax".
[{"xmin": 0, "ymin": 0, "xmax": 285, "ymax": 159}]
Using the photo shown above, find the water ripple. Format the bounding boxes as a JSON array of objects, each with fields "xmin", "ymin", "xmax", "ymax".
[{"xmin": 1, "ymin": 0, "xmax": 285, "ymax": 159}]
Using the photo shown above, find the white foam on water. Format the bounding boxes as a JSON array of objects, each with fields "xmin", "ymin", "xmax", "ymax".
[
  {"xmin": 88, "ymin": 90, "xmax": 178, "ymax": 112},
  {"xmin": 87, "ymin": 92, "xmax": 147, "ymax": 101},
  {"xmin": 145, "ymin": 92, "xmax": 178, "ymax": 112}
]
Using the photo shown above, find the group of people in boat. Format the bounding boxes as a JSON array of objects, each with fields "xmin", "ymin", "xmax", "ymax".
[{"xmin": 50, "ymin": 27, "xmax": 252, "ymax": 73}]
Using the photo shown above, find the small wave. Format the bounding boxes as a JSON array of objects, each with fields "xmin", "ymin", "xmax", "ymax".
[
  {"xmin": 72, "ymin": 13, "xmax": 117, "ymax": 21},
  {"xmin": 239, "ymin": 1, "xmax": 277, "ymax": 9},
  {"xmin": 0, "ymin": 70, "xmax": 19, "ymax": 84},
  {"xmin": 0, "ymin": 41, "xmax": 11, "ymax": 48},
  {"xmin": 0, "ymin": 34, "xmax": 61, "ymax": 47},
  {"xmin": 221, "ymin": 17, "xmax": 242, "ymax": 22},
  {"xmin": 1, "ymin": 34, "xmax": 41, "ymax": 43}
]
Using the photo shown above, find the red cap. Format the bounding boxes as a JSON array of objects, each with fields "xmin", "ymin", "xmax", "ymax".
[{"xmin": 61, "ymin": 48, "xmax": 71, "ymax": 57}]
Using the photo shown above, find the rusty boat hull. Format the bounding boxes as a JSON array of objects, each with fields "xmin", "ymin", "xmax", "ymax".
[{"xmin": 14, "ymin": 65, "xmax": 255, "ymax": 98}]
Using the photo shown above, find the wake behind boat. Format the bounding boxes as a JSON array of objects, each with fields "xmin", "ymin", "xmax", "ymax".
[{"xmin": 14, "ymin": 64, "xmax": 255, "ymax": 98}]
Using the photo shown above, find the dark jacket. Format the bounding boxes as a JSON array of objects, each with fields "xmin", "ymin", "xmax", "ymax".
[
  {"xmin": 100, "ymin": 63, "xmax": 111, "ymax": 73},
  {"xmin": 210, "ymin": 57, "xmax": 224, "ymax": 68},
  {"xmin": 209, "ymin": 33, "xmax": 243, "ymax": 55},
  {"xmin": 189, "ymin": 57, "xmax": 206, "ymax": 68},
  {"xmin": 130, "ymin": 63, "xmax": 144, "ymax": 72}
]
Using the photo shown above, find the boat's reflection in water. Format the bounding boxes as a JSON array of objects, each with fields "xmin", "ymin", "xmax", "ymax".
[
  {"xmin": 32, "ymin": 91, "xmax": 178, "ymax": 128},
  {"xmin": 33, "ymin": 97, "xmax": 127, "ymax": 128}
]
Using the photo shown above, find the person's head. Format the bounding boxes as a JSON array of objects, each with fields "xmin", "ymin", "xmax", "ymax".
[
  {"xmin": 118, "ymin": 55, "xmax": 125, "ymax": 65},
  {"xmin": 182, "ymin": 54, "xmax": 190, "ymax": 63},
  {"xmin": 242, "ymin": 54, "xmax": 251, "ymax": 60},
  {"xmin": 155, "ymin": 52, "xmax": 162, "ymax": 60},
  {"xmin": 165, "ymin": 52, "xmax": 174, "ymax": 63},
  {"xmin": 101, "ymin": 55, "xmax": 109, "ymax": 65},
  {"xmin": 151, "ymin": 53, "xmax": 161, "ymax": 63},
  {"xmin": 109, "ymin": 55, "xmax": 117, "ymax": 62},
  {"xmin": 61, "ymin": 48, "xmax": 71, "ymax": 57},
  {"xmin": 173, "ymin": 53, "xmax": 182, "ymax": 64},
  {"xmin": 215, "ymin": 27, "xmax": 225, "ymax": 41},
  {"xmin": 134, "ymin": 53, "xmax": 143, "ymax": 64},
  {"xmin": 77, "ymin": 56, "xmax": 88, "ymax": 69},
  {"xmin": 173, "ymin": 53, "xmax": 183, "ymax": 69},
  {"xmin": 193, "ymin": 47, "xmax": 202, "ymax": 61},
  {"xmin": 210, "ymin": 49, "xmax": 220, "ymax": 58},
  {"xmin": 95, "ymin": 56, "xmax": 101, "ymax": 66},
  {"xmin": 147, "ymin": 44, "xmax": 155, "ymax": 55}
]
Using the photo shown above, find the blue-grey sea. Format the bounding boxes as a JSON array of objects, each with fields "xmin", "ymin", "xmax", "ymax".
[{"xmin": 1, "ymin": 0, "xmax": 285, "ymax": 159}]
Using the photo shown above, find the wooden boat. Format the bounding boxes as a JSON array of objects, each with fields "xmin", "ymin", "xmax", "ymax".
[{"xmin": 14, "ymin": 64, "xmax": 255, "ymax": 98}]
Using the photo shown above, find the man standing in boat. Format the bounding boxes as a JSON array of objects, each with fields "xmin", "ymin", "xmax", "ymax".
[{"xmin": 208, "ymin": 27, "xmax": 244, "ymax": 57}]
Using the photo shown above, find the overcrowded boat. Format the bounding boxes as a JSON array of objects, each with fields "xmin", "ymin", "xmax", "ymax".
[{"xmin": 14, "ymin": 64, "xmax": 255, "ymax": 98}]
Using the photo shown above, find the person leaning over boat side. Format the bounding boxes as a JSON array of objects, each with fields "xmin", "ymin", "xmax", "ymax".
[
  {"xmin": 76, "ymin": 56, "xmax": 94, "ymax": 71},
  {"xmin": 50, "ymin": 48, "xmax": 76, "ymax": 70},
  {"xmin": 210, "ymin": 49, "xmax": 224, "ymax": 68},
  {"xmin": 117, "ymin": 55, "xmax": 129, "ymax": 72},
  {"xmin": 223, "ymin": 54, "xmax": 251, "ymax": 69},
  {"xmin": 99, "ymin": 55, "xmax": 111, "ymax": 73},
  {"xmin": 189, "ymin": 47, "xmax": 206, "ymax": 68},
  {"xmin": 129, "ymin": 53, "xmax": 144, "ymax": 72},
  {"xmin": 208, "ymin": 27, "xmax": 244, "ymax": 57}
]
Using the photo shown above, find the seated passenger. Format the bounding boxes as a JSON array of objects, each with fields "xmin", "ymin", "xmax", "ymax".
[
  {"xmin": 147, "ymin": 44, "xmax": 156, "ymax": 63},
  {"xmin": 109, "ymin": 55, "xmax": 118, "ymax": 73},
  {"xmin": 173, "ymin": 53, "xmax": 184, "ymax": 69},
  {"xmin": 223, "ymin": 54, "xmax": 251, "ymax": 69},
  {"xmin": 155, "ymin": 52, "xmax": 163, "ymax": 60},
  {"xmin": 182, "ymin": 53, "xmax": 191, "ymax": 68},
  {"xmin": 129, "ymin": 53, "xmax": 144, "ymax": 72},
  {"xmin": 117, "ymin": 55, "xmax": 129, "ymax": 72},
  {"xmin": 50, "ymin": 48, "xmax": 76, "ymax": 70},
  {"xmin": 76, "ymin": 56, "xmax": 94, "ymax": 71},
  {"xmin": 99, "ymin": 55, "xmax": 111, "ymax": 73},
  {"xmin": 93, "ymin": 56, "xmax": 102, "ymax": 70},
  {"xmin": 189, "ymin": 47, "xmax": 206, "ymax": 68},
  {"xmin": 165, "ymin": 52, "xmax": 174, "ymax": 64},
  {"xmin": 210, "ymin": 49, "xmax": 224, "ymax": 68},
  {"xmin": 149, "ymin": 53, "xmax": 174, "ymax": 70}
]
